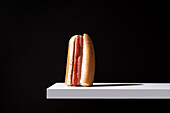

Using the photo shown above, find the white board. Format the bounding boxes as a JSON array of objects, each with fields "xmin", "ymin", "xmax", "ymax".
[{"xmin": 47, "ymin": 83, "xmax": 170, "ymax": 99}]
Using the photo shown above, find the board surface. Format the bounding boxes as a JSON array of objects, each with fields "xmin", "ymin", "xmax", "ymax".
[{"xmin": 47, "ymin": 83, "xmax": 170, "ymax": 99}]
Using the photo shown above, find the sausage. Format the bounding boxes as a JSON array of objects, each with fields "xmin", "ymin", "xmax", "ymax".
[
  {"xmin": 72, "ymin": 35, "xmax": 83, "ymax": 86},
  {"xmin": 77, "ymin": 35, "xmax": 83, "ymax": 85}
]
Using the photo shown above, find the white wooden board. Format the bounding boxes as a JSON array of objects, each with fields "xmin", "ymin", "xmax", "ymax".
[{"xmin": 47, "ymin": 83, "xmax": 170, "ymax": 99}]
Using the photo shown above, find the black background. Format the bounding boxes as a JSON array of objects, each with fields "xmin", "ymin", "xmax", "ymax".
[{"xmin": 1, "ymin": 1, "xmax": 170, "ymax": 113}]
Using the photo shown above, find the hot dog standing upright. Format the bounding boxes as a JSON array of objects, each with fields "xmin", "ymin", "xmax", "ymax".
[{"xmin": 65, "ymin": 33, "xmax": 95, "ymax": 86}]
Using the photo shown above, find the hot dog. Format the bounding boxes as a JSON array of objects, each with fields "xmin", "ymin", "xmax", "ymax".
[{"xmin": 65, "ymin": 33, "xmax": 95, "ymax": 86}]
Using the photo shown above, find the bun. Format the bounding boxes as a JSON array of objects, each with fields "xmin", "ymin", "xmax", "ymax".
[
  {"xmin": 65, "ymin": 35, "xmax": 76, "ymax": 85},
  {"xmin": 65, "ymin": 33, "xmax": 95, "ymax": 86},
  {"xmin": 80, "ymin": 34, "xmax": 95, "ymax": 86}
]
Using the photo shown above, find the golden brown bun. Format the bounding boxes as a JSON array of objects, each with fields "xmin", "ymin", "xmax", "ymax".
[
  {"xmin": 80, "ymin": 33, "xmax": 95, "ymax": 86},
  {"xmin": 65, "ymin": 33, "xmax": 95, "ymax": 86},
  {"xmin": 65, "ymin": 35, "xmax": 76, "ymax": 85}
]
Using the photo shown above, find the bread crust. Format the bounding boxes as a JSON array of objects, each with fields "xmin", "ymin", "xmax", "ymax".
[
  {"xmin": 65, "ymin": 34, "xmax": 95, "ymax": 86},
  {"xmin": 65, "ymin": 35, "xmax": 76, "ymax": 85},
  {"xmin": 80, "ymin": 33, "xmax": 95, "ymax": 86}
]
